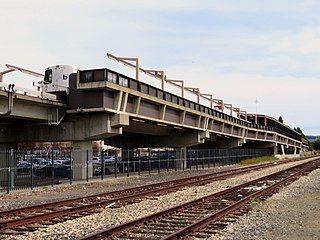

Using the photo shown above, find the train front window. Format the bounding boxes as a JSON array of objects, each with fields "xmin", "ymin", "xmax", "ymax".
[{"xmin": 44, "ymin": 69, "xmax": 52, "ymax": 84}]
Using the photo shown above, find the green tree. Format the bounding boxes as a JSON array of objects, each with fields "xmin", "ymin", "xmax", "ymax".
[{"xmin": 312, "ymin": 139, "xmax": 320, "ymax": 150}]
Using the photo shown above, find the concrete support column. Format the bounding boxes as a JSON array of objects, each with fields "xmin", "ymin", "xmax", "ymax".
[
  {"xmin": 175, "ymin": 147, "xmax": 187, "ymax": 169},
  {"xmin": 0, "ymin": 143, "xmax": 18, "ymax": 189},
  {"xmin": 281, "ymin": 145, "xmax": 285, "ymax": 156},
  {"xmin": 273, "ymin": 144, "xmax": 278, "ymax": 155},
  {"xmin": 72, "ymin": 141, "xmax": 93, "ymax": 180}
]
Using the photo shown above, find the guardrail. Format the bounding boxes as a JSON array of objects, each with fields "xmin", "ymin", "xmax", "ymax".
[{"xmin": 0, "ymin": 82, "xmax": 57, "ymax": 100}]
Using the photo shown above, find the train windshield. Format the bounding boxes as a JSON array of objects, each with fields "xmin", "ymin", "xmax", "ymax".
[{"xmin": 44, "ymin": 69, "xmax": 52, "ymax": 84}]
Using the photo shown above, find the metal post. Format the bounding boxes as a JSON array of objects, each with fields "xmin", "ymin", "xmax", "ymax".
[
  {"xmin": 202, "ymin": 149, "xmax": 205, "ymax": 169},
  {"xmin": 30, "ymin": 150, "xmax": 34, "ymax": 190},
  {"xmin": 182, "ymin": 153, "xmax": 185, "ymax": 172},
  {"xmin": 70, "ymin": 151, "xmax": 73, "ymax": 185},
  {"xmin": 49, "ymin": 150, "xmax": 53, "ymax": 187},
  {"xmin": 196, "ymin": 150, "xmax": 199, "ymax": 171},
  {"xmin": 138, "ymin": 149, "xmax": 141, "ymax": 176},
  {"xmin": 166, "ymin": 149, "xmax": 169, "ymax": 172},
  {"xmin": 158, "ymin": 150, "xmax": 160, "ymax": 174},
  {"xmin": 213, "ymin": 149, "xmax": 216, "ymax": 168},
  {"xmin": 101, "ymin": 150, "xmax": 104, "ymax": 180},
  {"xmin": 175, "ymin": 149, "xmax": 178, "ymax": 172},
  {"xmin": 7, "ymin": 150, "xmax": 11, "ymax": 193},
  {"xmin": 114, "ymin": 149, "xmax": 118, "ymax": 179},
  {"xmin": 127, "ymin": 149, "xmax": 130, "ymax": 177},
  {"xmin": 189, "ymin": 150, "xmax": 192, "ymax": 171},
  {"xmin": 148, "ymin": 148, "xmax": 151, "ymax": 175},
  {"xmin": 86, "ymin": 150, "xmax": 89, "ymax": 183}
]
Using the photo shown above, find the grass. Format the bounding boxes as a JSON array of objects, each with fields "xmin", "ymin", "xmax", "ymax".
[
  {"xmin": 251, "ymin": 196, "xmax": 263, "ymax": 205},
  {"xmin": 239, "ymin": 156, "xmax": 277, "ymax": 165}
]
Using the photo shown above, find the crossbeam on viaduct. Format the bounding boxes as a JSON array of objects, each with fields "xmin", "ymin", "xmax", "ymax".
[{"xmin": 0, "ymin": 68, "xmax": 308, "ymax": 179}]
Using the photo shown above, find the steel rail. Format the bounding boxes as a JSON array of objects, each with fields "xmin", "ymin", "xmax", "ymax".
[
  {"xmin": 0, "ymin": 162, "xmax": 275, "ymax": 230},
  {"xmin": 162, "ymin": 160, "xmax": 319, "ymax": 239},
  {"xmin": 0, "ymin": 157, "xmax": 310, "ymax": 233},
  {"xmin": 0, "ymin": 158, "xmax": 289, "ymax": 217},
  {"xmin": 79, "ymin": 158, "xmax": 320, "ymax": 240}
]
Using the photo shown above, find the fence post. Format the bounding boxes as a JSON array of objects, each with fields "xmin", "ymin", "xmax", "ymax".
[
  {"xmin": 202, "ymin": 149, "xmax": 205, "ymax": 169},
  {"xmin": 166, "ymin": 149, "xmax": 169, "ymax": 172},
  {"xmin": 189, "ymin": 150, "xmax": 192, "ymax": 171},
  {"xmin": 114, "ymin": 149, "xmax": 118, "ymax": 179},
  {"xmin": 158, "ymin": 150, "xmax": 160, "ymax": 174},
  {"xmin": 86, "ymin": 149, "xmax": 89, "ymax": 183},
  {"xmin": 196, "ymin": 150, "xmax": 199, "ymax": 171},
  {"xmin": 148, "ymin": 148, "xmax": 151, "ymax": 175},
  {"xmin": 7, "ymin": 150, "xmax": 12, "ymax": 193},
  {"xmin": 51, "ymin": 149, "xmax": 54, "ymax": 188},
  {"xmin": 70, "ymin": 150, "xmax": 73, "ymax": 185},
  {"xmin": 101, "ymin": 150, "xmax": 104, "ymax": 180},
  {"xmin": 182, "ymin": 157, "xmax": 187, "ymax": 172},
  {"xmin": 30, "ymin": 150, "xmax": 34, "ymax": 190},
  {"xmin": 213, "ymin": 149, "xmax": 215, "ymax": 168},
  {"xmin": 127, "ymin": 149, "xmax": 130, "ymax": 177},
  {"xmin": 175, "ymin": 149, "xmax": 178, "ymax": 172},
  {"xmin": 138, "ymin": 149, "xmax": 141, "ymax": 176}
]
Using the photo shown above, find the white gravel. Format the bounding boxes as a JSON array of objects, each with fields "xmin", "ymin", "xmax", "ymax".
[
  {"xmin": 214, "ymin": 167, "xmax": 320, "ymax": 240},
  {"xmin": 1, "ymin": 158, "xmax": 319, "ymax": 240}
]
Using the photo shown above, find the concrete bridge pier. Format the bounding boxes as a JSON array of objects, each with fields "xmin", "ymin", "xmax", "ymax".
[
  {"xmin": 71, "ymin": 141, "xmax": 93, "ymax": 180},
  {"xmin": 275, "ymin": 144, "xmax": 298, "ymax": 159},
  {"xmin": 174, "ymin": 147, "xmax": 187, "ymax": 169},
  {"xmin": 281, "ymin": 145, "xmax": 285, "ymax": 157},
  {"xmin": 0, "ymin": 143, "xmax": 18, "ymax": 189}
]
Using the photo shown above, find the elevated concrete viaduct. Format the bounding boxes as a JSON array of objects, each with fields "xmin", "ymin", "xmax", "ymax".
[
  {"xmin": 0, "ymin": 69, "xmax": 305, "ymax": 154},
  {"xmin": 0, "ymin": 67, "xmax": 308, "ymax": 179}
]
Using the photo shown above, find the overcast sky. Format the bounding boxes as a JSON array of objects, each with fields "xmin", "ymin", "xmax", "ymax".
[{"xmin": 1, "ymin": 1, "xmax": 320, "ymax": 135}]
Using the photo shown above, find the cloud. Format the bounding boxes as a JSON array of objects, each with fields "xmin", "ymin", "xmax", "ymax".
[
  {"xmin": 1, "ymin": 1, "xmax": 319, "ymax": 134},
  {"xmin": 271, "ymin": 27, "xmax": 320, "ymax": 54}
]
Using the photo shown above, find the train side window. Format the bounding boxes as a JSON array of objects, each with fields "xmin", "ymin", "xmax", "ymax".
[
  {"xmin": 107, "ymin": 72, "xmax": 117, "ymax": 84},
  {"xmin": 80, "ymin": 71, "xmax": 93, "ymax": 83},
  {"xmin": 119, "ymin": 76, "xmax": 128, "ymax": 87}
]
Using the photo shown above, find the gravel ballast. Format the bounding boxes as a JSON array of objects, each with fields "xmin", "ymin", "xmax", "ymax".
[
  {"xmin": 215, "ymin": 167, "xmax": 320, "ymax": 240},
  {"xmin": 1, "ymin": 158, "xmax": 319, "ymax": 240}
]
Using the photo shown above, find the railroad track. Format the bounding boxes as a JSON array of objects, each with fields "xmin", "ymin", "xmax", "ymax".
[
  {"xmin": 0, "ymin": 156, "xmax": 311, "ymax": 235},
  {"xmin": 80, "ymin": 158, "xmax": 320, "ymax": 240}
]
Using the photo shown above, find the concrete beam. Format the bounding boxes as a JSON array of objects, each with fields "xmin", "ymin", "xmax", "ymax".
[
  {"xmin": 111, "ymin": 113, "xmax": 129, "ymax": 128},
  {"xmin": 0, "ymin": 92, "xmax": 65, "ymax": 122},
  {"xmin": 0, "ymin": 114, "xmax": 124, "ymax": 143},
  {"xmin": 104, "ymin": 130, "xmax": 205, "ymax": 148}
]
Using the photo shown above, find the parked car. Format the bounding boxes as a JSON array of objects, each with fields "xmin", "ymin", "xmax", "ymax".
[
  {"xmin": 33, "ymin": 158, "xmax": 51, "ymax": 167},
  {"xmin": 92, "ymin": 156, "xmax": 118, "ymax": 175},
  {"xmin": 16, "ymin": 161, "xmax": 32, "ymax": 174},
  {"xmin": 34, "ymin": 163, "xmax": 71, "ymax": 178},
  {"xmin": 17, "ymin": 161, "xmax": 32, "ymax": 168}
]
